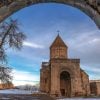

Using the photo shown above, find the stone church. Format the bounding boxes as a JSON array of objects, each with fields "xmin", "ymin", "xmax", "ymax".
[{"xmin": 40, "ymin": 35, "xmax": 90, "ymax": 97}]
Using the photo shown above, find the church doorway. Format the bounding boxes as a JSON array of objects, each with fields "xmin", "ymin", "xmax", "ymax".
[{"xmin": 60, "ymin": 71, "xmax": 71, "ymax": 97}]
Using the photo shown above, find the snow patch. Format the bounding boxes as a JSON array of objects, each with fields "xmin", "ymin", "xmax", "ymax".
[
  {"xmin": 0, "ymin": 89, "xmax": 35, "ymax": 94},
  {"xmin": 58, "ymin": 98, "xmax": 100, "ymax": 100},
  {"xmin": 1, "ymin": 98, "xmax": 10, "ymax": 100}
]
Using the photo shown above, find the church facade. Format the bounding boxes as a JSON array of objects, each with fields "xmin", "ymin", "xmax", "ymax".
[{"xmin": 40, "ymin": 35, "xmax": 90, "ymax": 97}]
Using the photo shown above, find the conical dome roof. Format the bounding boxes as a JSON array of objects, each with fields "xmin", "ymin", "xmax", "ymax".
[{"xmin": 50, "ymin": 34, "xmax": 67, "ymax": 48}]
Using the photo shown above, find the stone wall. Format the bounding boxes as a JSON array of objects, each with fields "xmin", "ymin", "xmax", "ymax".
[
  {"xmin": 50, "ymin": 58, "xmax": 88, "ymax": 97},
  {"xmin": 96, "ymin": 82, "xmax": 100, "ymax": 96},
  {"xmin": 0, "ymin": 83, "xmax": 14, "ymax": 89},
  {"xmin": 40, "ymin": 63, "xmax": 50, "ymax": 93},
  {"xmin": 90, "ymin": 81, "xmax": 100, "ymax": 96},
  {"xmin": 81, "ymin": 70, "xmax": 90, "ymax": 96}
]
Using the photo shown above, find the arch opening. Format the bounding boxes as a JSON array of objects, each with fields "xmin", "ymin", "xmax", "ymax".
[
  {"xmin": 0, "ymin": 1, "xmax": 100, "ymax": 28},
  {"xmin": 60, "ymin": 71, "xmax": 71, "ymax": 97}
]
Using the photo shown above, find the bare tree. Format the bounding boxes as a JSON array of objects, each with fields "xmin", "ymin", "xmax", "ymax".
[
  {"xmin": 0, "ymin": 18, "xmax": 26, "ymax": 62},
  {"xmin": 0, "ymin": 65, "xmax": 12, "ymax": 84},
  {"xmin": 0, "ymin": 18, "xmax": 26, "ymax": 84}
]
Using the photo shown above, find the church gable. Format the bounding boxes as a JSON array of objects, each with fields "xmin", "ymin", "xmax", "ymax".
[{"xmin": 50, "ymin": 35, "xmax": 67, "ymax": 48}]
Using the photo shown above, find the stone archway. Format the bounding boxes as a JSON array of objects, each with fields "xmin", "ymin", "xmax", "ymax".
[
  {"xmin": 60, "ymin": 71, "xmax": 71, "ymax": 97},
  {"xmin": 0, "ymin": 0, "xmax": 100, "ymax": 28}
]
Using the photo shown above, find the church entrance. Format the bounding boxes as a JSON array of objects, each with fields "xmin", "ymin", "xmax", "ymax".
[{"xmin": 60, "ymin": 71, "xmax": 71, "ymax": 97}]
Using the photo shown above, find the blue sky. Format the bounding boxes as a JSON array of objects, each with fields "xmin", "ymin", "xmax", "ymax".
[{"xmin": 5, "ymin": 3, "xmax": 100, "ymax": 85}]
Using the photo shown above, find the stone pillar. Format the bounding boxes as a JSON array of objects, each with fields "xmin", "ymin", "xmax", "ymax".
[
  {"xmin": 71, "ymin": 77, "xmax": 83, "ymax": 97},
  {"xmin": 70, "ymin": 77, "xmax": 76, "ymax": 97},
  {"xmin": 50, "ymin": 64, "xmax": 60, "ymax": 97}
]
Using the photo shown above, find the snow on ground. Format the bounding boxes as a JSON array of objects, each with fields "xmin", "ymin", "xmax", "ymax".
[
  {"xmin": 1, "ymin": 97, "xmax": 10, "ymax": 100},
  {"xmin": 0, "ymin": 90, "xmax": 100, "ymax": 100},
  {"xmin": 0, "ymin": 89, "xmax": 36, "ymax": 94},
  {"xmin": 58, "ymin": 98, "xmax": 100, "ymax": 100}
]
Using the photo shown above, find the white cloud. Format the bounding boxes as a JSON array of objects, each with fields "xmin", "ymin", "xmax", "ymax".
[
  {"xmin": 68, "ymin": 30, "xmax": 100, "ymax": 47},
  {"xmin": 23, "ymin": 41, "xmax": 44, "ymax": 49},
  {"xmin": 12, "ymin": 69, "xmax": 39, "ymax": 86},
  {"xmin": 82, "ymin": 66, "xmax": 100, "ymax": 74},
  {"xmin": 81, "ymin": 65, "xmax": 100, "ymax": 80},
  {"xmin": 88, "ymin": 38, "xmax": 100, "ymax": 44}
]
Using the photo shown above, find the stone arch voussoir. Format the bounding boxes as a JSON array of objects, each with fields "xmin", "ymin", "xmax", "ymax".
[{"xmin": 0, "ymin": 0, "xmax": 100, "ymax": 28}]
